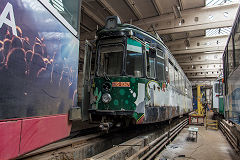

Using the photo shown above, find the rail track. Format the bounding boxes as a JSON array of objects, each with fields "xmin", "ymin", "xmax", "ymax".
[
  {"xmin": 18, "ymin": 116, "xmax": 188, "ymax": 160},
  {"xmin": 18, "ymin": 132, "xmax": 101, "ymax": 160},
  {"xmin": 88, "ymin": 118, "xmax": 188, "ymax": 160},
  {"xmin": 219, "ymin": 120, "xmax": 239, "ymax": 152},
  {"xmin": 127, "ymin": 118, "xmax": 188, "ymax": 160}
]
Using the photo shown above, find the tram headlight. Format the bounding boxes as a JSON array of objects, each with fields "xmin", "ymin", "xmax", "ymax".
[
  {"xmin": 102, "ymin": 81, "xmax": 112, "ymax": 92},
  {"xmin": 102, "ymin": 93, "xmax": 112, "ymax": 103}
]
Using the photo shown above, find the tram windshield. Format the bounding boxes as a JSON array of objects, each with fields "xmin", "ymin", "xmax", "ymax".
[{"xmin": 98, "ymin": 45, "xmax": 123, "ymax": 76}]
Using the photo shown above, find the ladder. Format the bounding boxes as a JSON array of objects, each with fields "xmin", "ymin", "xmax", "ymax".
[{"xmin": 205, "ymin": 111, "xmax": 218, "ymax": 130}]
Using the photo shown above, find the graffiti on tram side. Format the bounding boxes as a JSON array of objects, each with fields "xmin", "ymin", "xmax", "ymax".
[{"xmin": 0, "ymin": 0, "xmax": 79, "ymax": 120}]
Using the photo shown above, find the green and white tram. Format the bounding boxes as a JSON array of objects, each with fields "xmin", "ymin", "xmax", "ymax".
[{"xmin": 84, "ymin": 16, "xmax": 192, "ymax": 130}]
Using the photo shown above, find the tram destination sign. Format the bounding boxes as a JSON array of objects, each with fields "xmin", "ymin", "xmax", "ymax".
[{"xmin": 112, "ymin": 82, "xmax": 130, "ymax": 87}]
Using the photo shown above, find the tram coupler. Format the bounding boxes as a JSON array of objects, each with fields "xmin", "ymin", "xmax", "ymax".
[{"xmin": 99, "ymin": 122, "xmax": 113, "ymax": 132}]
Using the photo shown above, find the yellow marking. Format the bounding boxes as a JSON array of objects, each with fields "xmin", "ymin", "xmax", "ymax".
[{"xmin": 137, "ymin": 114, "xmax": 144, "ymax": 121}]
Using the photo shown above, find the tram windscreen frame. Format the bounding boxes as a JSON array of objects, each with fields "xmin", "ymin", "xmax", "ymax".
[{"xmin": 97, "ymin": 44, "xmax": 124, "ymax": 76}]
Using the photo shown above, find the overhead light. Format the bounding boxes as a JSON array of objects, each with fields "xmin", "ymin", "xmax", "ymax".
[
  {"xmin": 179, "ymin": 20, "xmax": 182, "ymax": 26},
  {"xmin": 184, "ymin": 39, "xmax": 190, "ymax": 48}
]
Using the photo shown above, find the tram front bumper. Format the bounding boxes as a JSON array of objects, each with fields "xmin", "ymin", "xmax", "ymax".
[{"xmin": 88, "ymin": 109, "xmax": 134, "ymax": 116}]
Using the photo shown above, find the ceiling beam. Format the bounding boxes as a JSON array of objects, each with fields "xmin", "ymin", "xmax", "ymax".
[
  {"xmin": 190, "ymin": 79, "xmax": 217, "ymax": 85},
  {"xmin": 179, "ymin": 60, "xmax": 222, "ymax": 65},
  {"xmin": 181, "ymin": 61, "xmax": 222, "ymax": 72},
  {"xmin": 184, "ymin": 68, "xmax": 222, "ymax": 73},
  {"xmin": 80, "ymin": 24, "xmax": 91, "ymax": 33},
  {"xmin": 82, "ymin": 5, "xmax": 105, "ymax": 27},
  {"xmin": 125, "ymin": 0, "xmax": 143, "ymax": 19},
  {"xmin": 98, "ymin": 0, "xmax": 123, "ymax": 22},
  {"xmin": 165, "ymin": 35, "xmax": 228, "ymax": 55},
  {"xmin": 172, "ymin": 46, "xmax": 225, "ymax": 55},
  {"xmin": 176, "ymin": 52, "xmax": 223, "ymax": 65},
  {"xmin": 174, "ymin": 52, "xmax": 223, "ymax": 59},
  {"xmin": 168, "ymin": 35, "xmax": 228, "ymax": 55},
  {"xmin": 133, "ymin": 3, "xmax": 238, "ymax": 34},
  {"xmin": 187, "ymin": 75, "xmax": 220, "ymax": 79},
  {"xmin": 152, "ymin": 0, "xmax": 163, "ymax": 15},
  {"xmin": 159, "ymin": 20, "xmax": 233, "ymax": 35},
  {"xmin": 166, "ymin": 35, "xmax": 228, "ymax": 52}
]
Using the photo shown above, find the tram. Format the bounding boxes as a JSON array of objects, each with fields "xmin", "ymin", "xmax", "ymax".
[
  {"xmin": 86, "ymin": 16, "xmax": 193, "ymax": 131},
  {"xmin": 212, "ymin": 77, "xmax": 224, "ymax": 115},
  {"xmin": 0, "ymin": 0, "xmax": 81, "ymax": 159},
  {"xmin": 223, "ymin": 5, "xmax": 240, "ymax": 125}
]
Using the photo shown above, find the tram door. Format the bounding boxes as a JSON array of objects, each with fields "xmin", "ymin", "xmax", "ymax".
[{"xmin": 82, "ymin": 40, "xmax": 93, "ymax": 121}]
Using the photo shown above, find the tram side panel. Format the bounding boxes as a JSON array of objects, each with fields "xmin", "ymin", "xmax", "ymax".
[{"xmin": 0, "ymin": 0, "xmax": 79, "ymax": 159}]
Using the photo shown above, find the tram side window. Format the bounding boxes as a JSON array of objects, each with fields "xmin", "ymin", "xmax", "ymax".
[
  {"xmin": 214, "ymin": 81, "xmax": 223, "ymax": 95},
  {"xmin": 187, "ymin": 82, "xmax": 191, "ymax": 96},
  {"xmin": 168, "ymin": 60, "xmax": 175, "ymax": 85},
  {"xmin": 189, "ymin": 84, "xmax": 192, "ymax": 97},
  {"xmin": 156, "ymin": 50, "xmax": 165, "ymax": 81},
  {"xmin": 228, "ymin": 36, "xmax": 234, "ymax": 75},
  {"xmin": 182, "ymin": 75, "xmax": 185, "ymax": 92},
  {"xmin": 219, "ymin": 81, "xmax": 223, "ymax": 95},
  {"xmin": 178, "ymin": 72, "xmax": 182, "ymax": 91},
  {"xmin": 126, "ymin": 38, "xmax": 143, "ymax": 77},
  {"xmin": 182, "ymin": 74, "xmax": 185, "ymax": 92},
  {"xmin": 164, "ymin": 51, "xmax": 169, "ymax": 82},
  {"xmin": 179, "ymin": 73, "xmax": 183, "ymax": 92},
  {"xmin": 223, "ymin": 52, "xmax": 228, "ymax": 94},
  {"xmin": 174, "ymin": 67, "xmax": 179, "ymax": 89},
  {"xmin": 146, "ymin": 48, "xmax": 156, "ymax": 79},
  {"xmin": 184, "ymin": 80, "xmax": 187, "ymax": 95},
  {"xmin": 214, "ymin": 83, "xmax": 220, "ymax": 93},
  {"xmin": 234, "ymin": 22, "xmax": 240, "ymax": 67},
  {"xmin": 190, "ymin": 83, "xmax": 192, "ymax": 97}
]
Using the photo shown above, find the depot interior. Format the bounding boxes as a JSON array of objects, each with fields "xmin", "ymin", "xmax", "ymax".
[
  {"xmin": 52, "ymin": 0, "xmax": 240, "ymax": 159},
  {"xmin": 2, "ymin": 0, "xmax": 240, "ymax": 159}
]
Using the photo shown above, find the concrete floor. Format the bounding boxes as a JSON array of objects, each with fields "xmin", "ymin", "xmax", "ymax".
[{"xmin": 155, "ymin": 125, "xmax": 240, "ymax": 160}]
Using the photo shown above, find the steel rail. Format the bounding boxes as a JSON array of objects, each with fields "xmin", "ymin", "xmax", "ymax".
[
  {"xmin": 142, "ymin": 121, "xmax": 188, "ymax": 160},
  {"xmin": 219, "ymin": 121, "xmax": 239, "ymax": 152},
  {"xmin": 220, "ymin": 122, "xmax": 237, "ymax": 148},
  {"xmin": 145, "ymin": 121, "xmax": 188, "ymax": 160},
  {"xmin": 18, "ymin": 133, "xmax": 101, "ymax": 159},
  {"xmin": 127, "ymin": 118, "xmax": 188, "ymax": 160}
]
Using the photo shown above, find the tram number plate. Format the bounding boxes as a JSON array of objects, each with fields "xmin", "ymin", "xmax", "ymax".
[{"xmin": 112, "ymin": 82, "xmax": 130, "ymax": 87}]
